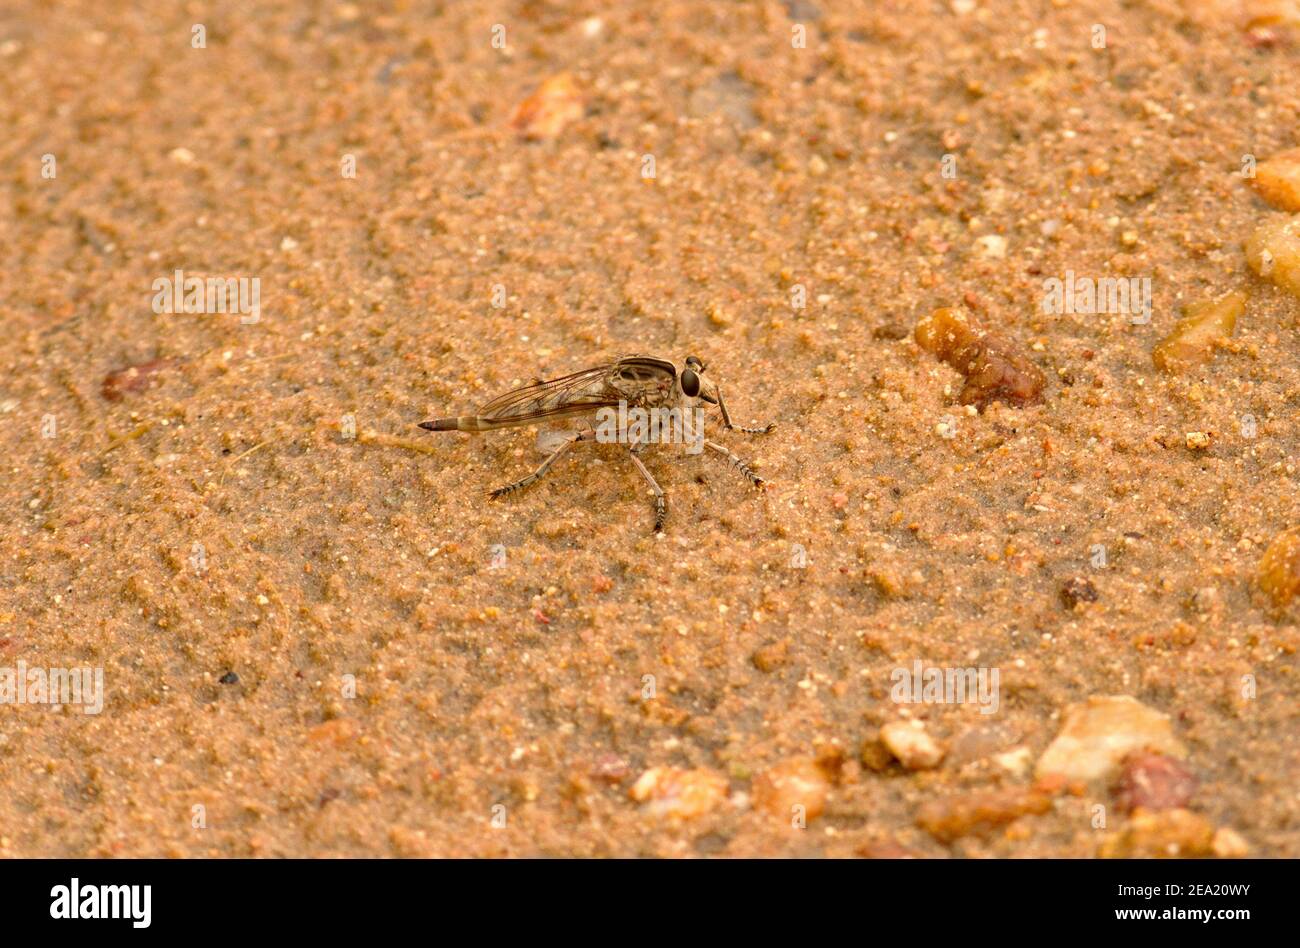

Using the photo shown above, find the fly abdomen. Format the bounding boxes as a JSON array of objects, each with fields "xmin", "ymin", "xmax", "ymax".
[{"xmin": 418, "ymin": 416, "xmax": 485, "ymax": 432}]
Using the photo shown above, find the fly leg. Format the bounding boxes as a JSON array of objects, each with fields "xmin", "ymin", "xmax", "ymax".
[
  {"xmin": 490, "ymin": 428, "xmax": 592, "ymax": 498},
  {"xmin": 715, "ymin": 387, "xmax": 777, "ymax": 435},
  {"xmin": 704, "ymin": 439, "xmax": 765, "ymax": 489},
  {"xmin": 628, "ymin": 443, "xmax": 667, "ymax": 534}
]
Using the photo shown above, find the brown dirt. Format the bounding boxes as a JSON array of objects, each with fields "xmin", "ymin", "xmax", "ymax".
[{"xmin": 0, "ymin": 0, "xmax": 1297, "ymax": 857}]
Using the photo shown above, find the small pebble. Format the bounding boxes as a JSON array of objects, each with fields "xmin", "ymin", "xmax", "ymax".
[
  {"xmin": 992, "ymin": 746, "xmax": 1033, "ymax": 777},
  {"xmin": 1099, "ymin": 807, "xmax": 1215, "ymax": 858},
  {"xmin": 1112, "ymin": 752, "xmax": 1198, "ymax": 813},
  {"xmin": 1059, "ymin": 576, "xmax": 1098, "ymax": 609},
  {"xmin": 973, "ymin": 234, "xmax": 1007, "ymax": 259},
  {"xmin": 880, "ymin": 720, "xmax": 945, "ymax": 770},
  {"xmin": 102, "ymin": 358, "xmax": 176, "ymax": 402},
  {"xmin": 1256, "ymin": 526, "xmax": 1300, "ymax": 608},
  {"xmin": 752, "ymin": 757, "xmax": 831, "ymax": 820},
  {"xmin": 914, "ymin": 307, "xmax": 1045, "ymax": 410},
  {"xmin": 1036, "ymin": 695, "xmax": 1187, "ymax": 782},
  {"xmin": 1249, "ymin": 146, "xmax": 1300, "ymax": 212},
  {"xmin": 752, "ymin": 638, "xmax": 790, "ymax": 672},
  {"xmin": 1245, "ymin": 216, "xmax": 1300, "ymax": 297},
  {"xmin": 916, "ymin": 786, "xmax": 1053, "ymax": 843},
  {"xmin": 1212, "ymin": 827, "xmax": 1251, "ymax": 858},
  {"xmin": 1152, "ymin": 290, "xmax": 1245, "ymax": 374},
  {"xmin": 511, "ymin": 73, "xmax": 585, "ymax": 141},
  {"xmin": 629, "ymin": 767, "xmax": 728, "ymax": 819},
  {"xmin": 589, "ymin": 754, "xmax": 630, "ymax": 784}
]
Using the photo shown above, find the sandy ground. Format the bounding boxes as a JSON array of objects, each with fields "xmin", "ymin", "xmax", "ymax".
[{"xmin": 0, "ymin": 0, "xmax": 1297, "ymax": 857}]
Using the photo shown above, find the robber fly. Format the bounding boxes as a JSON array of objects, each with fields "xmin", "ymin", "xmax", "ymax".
[{"xmin": 418, "ymin": 355, "xmax": 776, "ymax": 533}]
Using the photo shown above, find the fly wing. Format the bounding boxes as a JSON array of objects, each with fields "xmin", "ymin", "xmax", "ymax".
[
  {"xmin": 475, "ymin": 363, "xmax": 622, "ymax": 423},
  {"xmin": 474, "ymin": 356, "xmax": 677, "ymax": 424}
]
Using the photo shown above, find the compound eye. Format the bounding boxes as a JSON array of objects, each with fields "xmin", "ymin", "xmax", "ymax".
[
  {"xmin": 685, "ymin": 355, "xmax": 704, "ymax": 372},
  {"xmin": 680, "ymin": 369, "xmax": 701, "ymax": 398}
]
